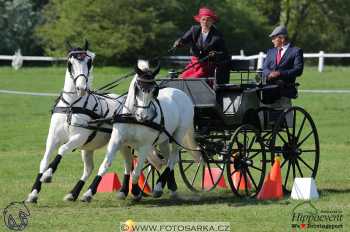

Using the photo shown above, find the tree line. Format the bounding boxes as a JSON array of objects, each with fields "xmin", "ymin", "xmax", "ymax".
[{"xmin": 1, "ymin": 0, "xmax": 349, "ymax": 65}]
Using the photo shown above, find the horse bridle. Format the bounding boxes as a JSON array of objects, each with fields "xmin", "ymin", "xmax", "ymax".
[{"xmin": 67, "ymin": 51, "xmax": 92, "ymax": 87}]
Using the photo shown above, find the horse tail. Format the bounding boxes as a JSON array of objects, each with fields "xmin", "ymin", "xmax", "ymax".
[{"xmin": 182, "ymin": 126, "xmax": 202, "ymax": 162}]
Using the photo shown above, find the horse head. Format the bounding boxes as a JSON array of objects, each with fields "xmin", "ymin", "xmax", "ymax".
[
  {"xmin": 66, "ymin": 40, "xmax": 93, "ymax": 97},
  {"xmin": 133, "ymin": 60, "xmax": 160, "ymax": 122}
]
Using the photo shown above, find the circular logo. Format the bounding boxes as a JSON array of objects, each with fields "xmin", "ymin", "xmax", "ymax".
[{"xmin": 3, "ymin": 201, "xmax": 30, "ymax": 231}]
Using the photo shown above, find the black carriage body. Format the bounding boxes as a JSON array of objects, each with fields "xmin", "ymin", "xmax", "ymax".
[
  {"xmin": 158, "ymin": 59, "xmax": 319, "ymax": 196},
  {"xmin": 158, "ymin": 79, "xmax": 260, "ymax": 132}
]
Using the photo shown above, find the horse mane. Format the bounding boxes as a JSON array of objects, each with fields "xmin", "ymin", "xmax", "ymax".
[{"xmin": 123, "ymin": 60, "xmax": 150, "ymax": 113}]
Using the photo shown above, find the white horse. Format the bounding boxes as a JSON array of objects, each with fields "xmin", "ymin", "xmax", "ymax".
[
  {"xmin": 81, "ymin": 60, "xmax": 201, "ymax": 201},
  {"xmin": 26, "ymin": 42, "xmax": 132, "ymax": 203}
]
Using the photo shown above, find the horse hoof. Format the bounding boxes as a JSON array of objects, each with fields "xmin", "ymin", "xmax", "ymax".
[
  {"xmin": 80, "ymin": 195, "xmax": 92, "ymax": 203},
  {"xmin": 81, "ymin": 190, "xmax": 93, "ymax": 203},
  {"xmin": 42, "ymin": 176, "xmax": 52, "ymax": 183},
  {"xmin": 132, "ymin": 193, "xmax": 142, "ymax": 201},
  {"xmin": 153, "ymin": 190, "xmax": 163, "ymax": 198},
  {"xmin": 116, "ymin": 191, "xmax": 127, "ymax": 200},
  {"xmin": 63, "ymin": 193, "xmax": 75, "ymax": 202},
  {"xmin": 169, "ymin": 191, "xmax": 178, "ymax": 199},
  {"xmin": 25, "ymin": 192, "xmax": 38, "ymax": 204},
  {"xmin": 41, "ymin": 169, "xmax": 53, "ymax": 183}
]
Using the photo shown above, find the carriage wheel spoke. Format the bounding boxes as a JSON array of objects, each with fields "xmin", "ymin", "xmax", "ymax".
[
  {"xmin": 214, "ymin": 162, "xmax": 224, "ymax": 170},
  {"xmin": 142, "ymin": 168, "xmax": 152, "ymax": 192},
  {"xmin": 207, "ymin": 163, "xmax": 215, "ymax": 185},
  {"xmin": 181, "ymin": 159, "xmax": 196, "ymax": 164},
  {"xmin": 243, "ymin": 169, "xmax": 249, "ymax": 195},
  {"xmin": 277, "ymin": 131, "xmax": 288, "ymax": 144},
  {"xmin": 301, "ymin": 149, "xmax": 317, "ymax": 153},
  {"xmin": 284, "ymin": 118, "xmax": 292, "ymax": 142},
  {"xmin": 250, "ymin": 165, "xmax": 263, "ymax": 172},
  {"xmin": 248, "ymin": 135, "xmax": 256, "ymax": 150},
  {"xmin": 201, "ymin": 165, "xmax": 206, "ymax": 190},
  {"xmin": 230, "ymin": 168, "xmax": 239, "ymax": 177},
  {"xmin": 297, "ymin": 131, "xmax": 313, "ymax": 147},
  {"xmin": 280, "ymin": 158, "xmax": 287, "ymax": 168},
  {"xmin": 296, "ymin": 116, "xmax": 307, "ymax": 141},
  {"xmin": 295, "ymin": 159, "xmax": 304, "ymax": 177},
  {"xmin": 284, "ymin": 161, "xmax": 291, "ymax": 187},
  {"xmin": 142, "ymin": 163, "xmax": 150, "ymax": 172},
  {"xmin": 151, "ymin": 169, "xmax": 155, "ymax": 189},
  {"xmin": 297, "ymin": 156, "xmax": 314, "ymax": 172},
  {"xmin": 292, "ymin": 161, "xmax": 296, "ymax": 180},
  {"xmin": 246, "ymin": 168, "xmax": 258, "ymax": 190},
  {"xmin": 236, "ymin": 170, "xmax": 243, "ymax": 190},
  {"xmin": 292, "ymin": 109, "xmax": 296, "ymax": 138},
  {"xmin": 183, "ymin": 162, "xmax": 194, "ymax": 173},
  {"xmin": 191, "ymin": 162, "xmax": 201, "ymax": 187},
  {"xmin": 248, "ymin": 151, "xmax": 261, "ymax": 160}
]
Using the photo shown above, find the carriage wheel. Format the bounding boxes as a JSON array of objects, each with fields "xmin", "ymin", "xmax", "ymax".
[
  {"xmin": 133, "ymin": 159, "xmax": 161, "ymax": 196},
  {"xmin": 226, "ymin": 124, "xmax": 266, "ymax": 197},
  {"xmin": 178, "ymin": 149, "xmax": 226, "ymax": 192},
  {"xmin": 270, "ymin": 106, "xmax": 320, "ymax": 193}
]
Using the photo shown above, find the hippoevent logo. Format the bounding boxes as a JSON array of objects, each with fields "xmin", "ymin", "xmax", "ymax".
[
  {"xmin": 291, "ymin": 201, "xmax": 343, "ymax": 230},
  {"xmin": 3, "ymin": 201, "xmax": 31, "ymax": 231}
]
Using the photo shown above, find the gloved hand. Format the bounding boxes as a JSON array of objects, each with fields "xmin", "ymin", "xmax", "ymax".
[
  {"xmin": 208, "ymin": 51, "xmax": 217, "ymax": 57},
  {"xmin": 173, "ymin": 39, "xmax": 183, "ymax": 48}
]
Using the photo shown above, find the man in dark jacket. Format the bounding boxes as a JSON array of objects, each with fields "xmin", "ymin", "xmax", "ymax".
[
  {"xmin": 174, "ymin": 7, "xmax": 230, "ymax": 85},
  {"xmin": 262, "ymin": 25, "xmax": 304, "ymax": 108}
]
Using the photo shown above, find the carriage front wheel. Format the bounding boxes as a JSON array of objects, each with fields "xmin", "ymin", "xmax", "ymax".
[
  {"xmin": 226, "ymin": 124, "xmax": 266, "ymax": 197},
  {"xmin": 270, "ymin": 106, "xmax": 320, "ymax": 193}
]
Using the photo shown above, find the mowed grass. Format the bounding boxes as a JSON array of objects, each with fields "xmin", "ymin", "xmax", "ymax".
[{"xmin": 0, "ymin": 66, "xmax": 349, "ymax": 232}]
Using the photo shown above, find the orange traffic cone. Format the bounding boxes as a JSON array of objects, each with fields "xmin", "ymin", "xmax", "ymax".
[
  {"xmin": 231, "ymin": 164, "xmax": 252, "ymax": 191},
  {"xmin": 257, "ymin": 156, "xmax": 283, "ymax": 200},
  {"xmin": 129, "ymin": 159, "xmax": 152, "ymax": 195},
  {"xmin": 203, "ymin": 167, "xmax": 227, "ymax": 190},
  {"xmin": 97, "ymin": 172, "xmax": 121, "ymax": 192}
]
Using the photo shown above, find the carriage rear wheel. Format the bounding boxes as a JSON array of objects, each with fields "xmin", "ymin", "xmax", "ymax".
[
  {"xmin": 270, "ymin": 106, "xmax": 320, "ymax": 193},
  {"xmin": 178, "ymin": 148, "xmax": 226, "ymax": 192},
  {"xmin": 226, "ymin": 124, "xmax": 266, "ymax": 197}
]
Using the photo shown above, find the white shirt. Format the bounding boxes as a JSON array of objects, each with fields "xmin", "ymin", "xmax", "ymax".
[{"xmin": 202, "ymin": 31, "xmax": 209, "ymax": 43}]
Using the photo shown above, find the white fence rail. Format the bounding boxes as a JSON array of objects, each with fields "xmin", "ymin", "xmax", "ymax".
[
  {"xmin": 165, "ymin": 51, "xmax": 350, "ymax": 72},
  {"xmin": 1, "ymin": 51, "xmax": 350, "ymax": 72}
]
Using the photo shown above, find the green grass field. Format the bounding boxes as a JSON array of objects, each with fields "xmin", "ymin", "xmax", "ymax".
[{"xmin": 0, "ymin": 66, "xmax": 349, "ymax": 232}]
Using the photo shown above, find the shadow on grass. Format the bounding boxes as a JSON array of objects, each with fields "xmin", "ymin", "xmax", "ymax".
[
  {"xmin": 122, "ymin": 191, "xmax": 292, "ymax": 208},
  {"xmin": 319, "ymin": 188, "xmax": 350, "ymax": 196},
  {"xmin": 30, "ymin": 191, "xmax": 293, "ymax": 209}
]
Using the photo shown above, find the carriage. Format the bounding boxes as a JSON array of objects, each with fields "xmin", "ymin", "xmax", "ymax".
[{"xmin": 151, "ymin": 60, "xmax": 320, "ymax": 198}]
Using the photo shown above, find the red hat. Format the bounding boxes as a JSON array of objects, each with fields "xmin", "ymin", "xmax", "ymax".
[{"xmin": 193, "ymin": 7, "xmax": 218, "ymax": 22}]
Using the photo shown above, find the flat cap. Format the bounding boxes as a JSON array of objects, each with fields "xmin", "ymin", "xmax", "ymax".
[{"xmin": 269, "ymin": 25, "xmax": 288, "ymax": 37}]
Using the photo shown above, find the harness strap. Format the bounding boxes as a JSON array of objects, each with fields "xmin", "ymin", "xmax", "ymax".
[
  {"xmin": 53, "ymin": 107, "xmax": 101, "ymax": 119},
  {"xmin": 111, "ymin": 114, "xmax": 201, "ymax": 152},
  {"xmin": 152, "ymin": 98, "xmax": 165, "ymax": 145}
]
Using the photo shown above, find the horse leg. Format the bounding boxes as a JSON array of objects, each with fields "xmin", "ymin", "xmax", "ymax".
[
  {"xmin": 81, "ymin": 132, "xmax": 122, "ymax": 202},
  {"xmin": 117, "ymin": 145, "xmax": 133, "ymax": 199},
  {"xmin": 64, "ymin": 150, "xmax": 94, "ymax": 201},
  {"xmin": 26, "ymin": 128, "xmax": 61, "ymax": 203},
  {"xmin": 130, "ymin": 145, "xmax": 152, "ymax": 201},
  {"xmin": 153, "ymin": 141, "xmax": 170, "ymax": 198},
  {"xmin": 167, "ymin": 143, "xmax": 180, "ymax": 198},
  {"xmin": 41, "ymin": 133, "xmax": 88, "ymax": 183},
  {"xmin": 166, "ymin": 128, "xmax": 191, "ymax": 198}
]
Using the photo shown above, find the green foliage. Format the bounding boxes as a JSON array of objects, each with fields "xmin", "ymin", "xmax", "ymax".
[
  {"xmin": 1, "ymin": 0, "xmax": 349, "ymax": 61},
  {"xmin": 0, "ymin": 0, "xmax": 41, "ymax": 54}
]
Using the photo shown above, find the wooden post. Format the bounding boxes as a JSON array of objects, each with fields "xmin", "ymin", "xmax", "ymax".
[{"xmin": 318, "ymin": 51, "xmax": 324, "ymax": 72}]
